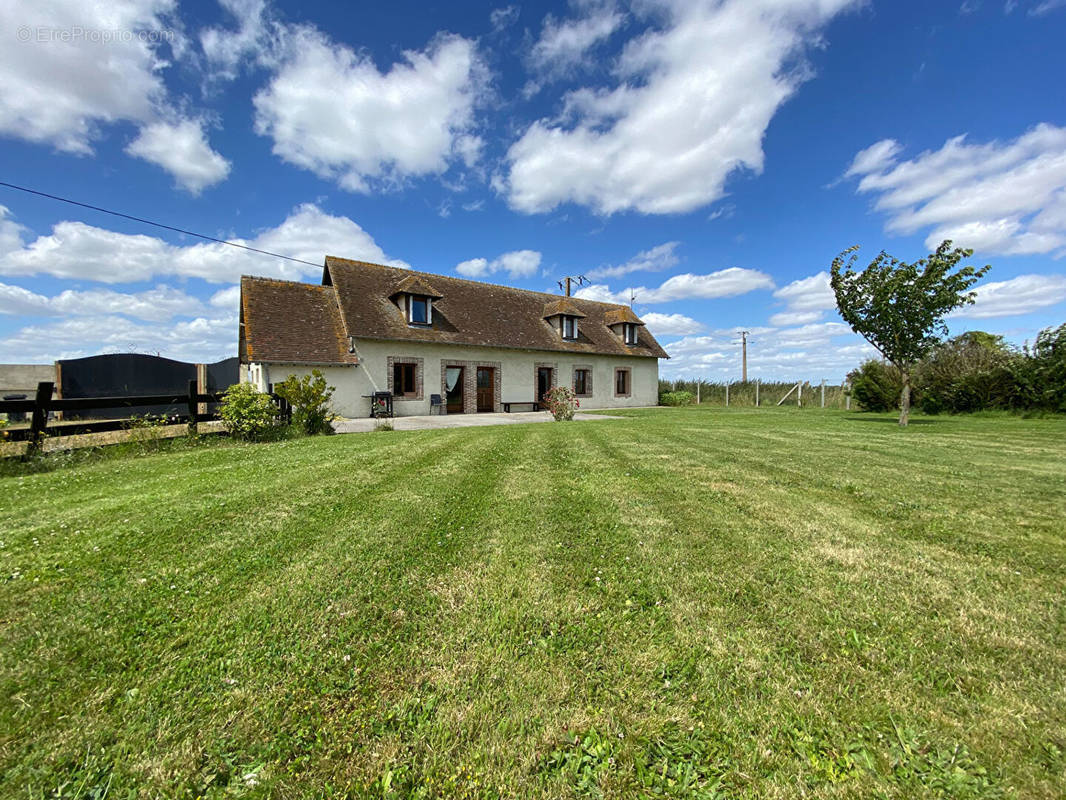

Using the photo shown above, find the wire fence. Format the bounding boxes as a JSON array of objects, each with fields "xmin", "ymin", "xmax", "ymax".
[{"xmin": 660, "ymin": 379, "xmax": 851, "ymax": 409}]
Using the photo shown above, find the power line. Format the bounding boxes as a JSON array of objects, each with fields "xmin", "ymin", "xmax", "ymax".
[{"xmin": 0, "ymin": 180, "xmax": 322, "ymax": 269}]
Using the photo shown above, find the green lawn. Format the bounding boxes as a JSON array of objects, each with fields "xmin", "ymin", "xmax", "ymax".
[{"xmin": 1, "ymin": 408, "xmax": 1064, "ymax": 798}]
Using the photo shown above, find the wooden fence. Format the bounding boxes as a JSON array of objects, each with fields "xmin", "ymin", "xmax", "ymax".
[{"xmin": 1, "ymin": 380, "xmax": 291, "ymax": 453}]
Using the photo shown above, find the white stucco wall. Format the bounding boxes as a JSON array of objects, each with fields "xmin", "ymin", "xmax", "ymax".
[{"xmin": 247, "ymin": 340, "xmax": 659, "ymax": 418}]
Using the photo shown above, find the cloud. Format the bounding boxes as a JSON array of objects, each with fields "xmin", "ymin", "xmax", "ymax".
[
  {"xmin": 0, "ymin": 282, "xmax": 205, "ymax": 321},
  {"xmin": 660, "ymin": 323, "xmax": 875, "ymax": 381},
  {"xmin": 455, "ymin": 249, "xmax": 542, "ymax": 279},
  {"xmin": 253, "ymin": 29, "xmax": 487, "ymax": 192},
  {"xmin": 200, "ymin": 0, "xmax": 286, "ymax": 81},
  {"xmin": 641, "ymin": 312, "xmax": 704, "ymax": 336},
  {"xmin": 0, "ymin": 203, "xmax": 406, "ymax": 284},
  {"xmin": 490, "ymin": 5, "xmax": 521, "ymax": 32},
  {"xmin": 125, "ymin": 119, "xmax": 231, "ymax": 194},
  {"xmin": 0, "ymin": 314, "xmax": 238, "ymax": 364},
  {"xmin": 951, "ymin": 273, "xmax": 1066, "ymax": 318},
  {"xmin": 1030, "ymin": 0, "xmax": 1066, "ymax": 14},
  {"xmin": 0, "ymin": 0, "xmax": 175, "ymax": 153},
  {"xmin": 769, "ymin": 270, "xmax": 835, "ymax": 326},
  {"xmin": 503, "ymin": 0, "xmax": 859, "ymax": 214},
  {"xmin": 574, "ymin": 267, "xmax": 775, "ymax": 304},
  {"xmin": 586, "ymin": 241, "xmax": 680, "ymax": 279},
  {"xmin": 528, "ymin": 1, "xmax": 626, "ymax": 82},
  {"xmin": 0, "ymin": 1, "xmax": 234, "ymax": 192},
  {"xmin": 844, "ymin": 123, "xmax": 1066, "ymax": 255}
]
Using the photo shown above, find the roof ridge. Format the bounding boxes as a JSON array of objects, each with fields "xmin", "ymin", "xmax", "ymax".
[
  {"xmin": 242, "ymin": 275, "xmax": 333, "ymax": 290},
  {"xmin": 323, "ymin": 255, "xmax": 634, "ymax": 311}
]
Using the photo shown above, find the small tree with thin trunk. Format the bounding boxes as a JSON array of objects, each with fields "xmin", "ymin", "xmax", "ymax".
[{"xmin": 830, "ymin": 240, "xmax": 989, "ymax": 426}]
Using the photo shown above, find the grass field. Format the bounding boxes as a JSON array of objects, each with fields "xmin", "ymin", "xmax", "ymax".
[{"xmin": 1, "ymin": 407, "xmax": 1064, "ymax": 798}]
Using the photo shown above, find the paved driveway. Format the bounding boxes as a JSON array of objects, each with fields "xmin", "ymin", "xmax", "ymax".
[{"xmin": 332, "ymin": 410, "xmax": 620, "ymax": 433}]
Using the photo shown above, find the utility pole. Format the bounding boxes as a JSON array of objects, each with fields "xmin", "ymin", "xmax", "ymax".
[
  {"xmin": 557, "ymin": 275, "xmax": 589, "ymax": 297},
  {"xmin": 732, "ymin": 330, "xmax": 750, "ymax": 382}
]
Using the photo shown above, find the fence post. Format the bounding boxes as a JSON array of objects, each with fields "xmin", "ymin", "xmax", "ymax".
[
  {"xmin": 27, "ymin": 381, "xmax": 54, "ymax": 456},
  {"xmin": 821, "ymin": 379, "xmax": 826, "ymax": 408},
  {"xmin": 725, "ymin": 382, "xmax": 729, "ymax": 407},
  {"xmin": 187, "ymin": 379, "xmax": 198, "ymax": 436},
  {"xmin": 755, "ymin": 379, "xmax": 759, "ymax": 407},
  {"xmin": 798, "ymin": 382, "xmax": 802, "ymax": 407},
  {"xmin": 845, "ymin": 381, "xmax": 851, "ymax": 411},
  {"xmin": 696, "ymin": 381, "xmax": 700, "ymax": 405}
]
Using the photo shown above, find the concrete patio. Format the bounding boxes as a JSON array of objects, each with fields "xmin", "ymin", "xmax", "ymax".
[{"xmin": 332, "ymin": 410, "xmax": 620, "ymax": 433}]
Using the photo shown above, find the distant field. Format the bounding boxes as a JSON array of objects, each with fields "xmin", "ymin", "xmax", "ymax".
[{"xmin": 1, "ymin": 408, "xmax": 1064, "ymax": 798}]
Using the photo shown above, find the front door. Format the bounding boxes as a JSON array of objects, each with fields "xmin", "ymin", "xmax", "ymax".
[
  {"xmin": 476, "ymin": 367, "xmax": 494, "ymax": 412},
  {"xmin": 537, "ymin": 367, "xmax": 553, "ymax": 403},
  {"xmin": 445, "ymin": 366, "xmax": 464, "ymax": 414}
]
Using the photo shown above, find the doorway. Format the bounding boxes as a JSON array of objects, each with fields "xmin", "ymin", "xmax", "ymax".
[
  {"xmin": 445, "ymin": 366, "xmax": 464, "ymax": 414},
  {"xmin": 537, "ymin": 367, "xmax": 553, "ymax": 403},
  {"xmin": 476, "ymin": 367, "xmax": 494, "ymax": 412}
]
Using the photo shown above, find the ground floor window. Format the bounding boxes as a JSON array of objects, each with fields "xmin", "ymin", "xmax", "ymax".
[
  {"xmin": 615, "ymin": 367, "xmax": 631, "ymax": 397},
  {"xmin": 573, "ymin": 368, "xmax": 591, "ymax": 396},
  {"xmin": 388, "ymin": 356, "xmax": 423, "ymax": 400}
]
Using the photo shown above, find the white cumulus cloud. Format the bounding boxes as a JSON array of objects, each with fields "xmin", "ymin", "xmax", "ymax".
[
  {"xmin": 0, "ymin": 203, "xmax": 407, "ymax": 284},
  {"xmin": 574, "ymin": 267, "xmax": 775, "ymax": 304},
  {"xmin": 254, "ymin": 29, "xmax": 487, "ymax": 192},
  {"xmin": 125, "ymin": 119, "xmax": 232, "ymax": 194},
  {"xmin": 951, "ymin": 273, "xmax": 1066, "ymax": 318},
  {"xmin": 455, "ymin": 250, "xmax": 542, "ymax": 279},
  {"xmin": 845, "ymin": 123, "xmax": 1066, "ymax": 256},
  {"xmin": 641, "ymin": 312, "xmax": 704, "ymax": 336},
  {"xmin": 769, "ymin": 271, "xmax": 835, "ymax": 326},
  {"xmin": 503, "ymin": 0, "xmax": 859, "ymax": 215}
]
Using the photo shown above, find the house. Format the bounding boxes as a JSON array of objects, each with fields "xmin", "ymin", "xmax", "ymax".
[{"xmin": 238, "ymin": 256, "xmax": 668, "ymax": 417}]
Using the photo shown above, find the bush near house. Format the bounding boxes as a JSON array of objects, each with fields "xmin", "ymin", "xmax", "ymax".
[
  {"xmin": 847, "ymin": 360, "xmax": 906, "ymax": 412},
  {"xmin": 541, "ymin": 385, "xmax": 579, "ymax": 421},
  {"xmin": 275, "ymin": 369, "xmax": 336, "ymax": 436},
  {"xmin": 219, "ymin": 382, "xmax": 281, "ymax": 440}
]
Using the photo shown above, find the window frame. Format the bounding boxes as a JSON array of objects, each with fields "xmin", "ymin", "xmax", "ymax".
[
  {"xmin": 614, "ymin": 367, "xmax": 631, "ymax": 397},
  {"xmin": 393, "ymin": 362, "xmax": 417, "ymax": 397},
  {"xmin": 573, "ymin": 367, "xmax": 592, "ymax": 397},
  {"xmin": 406, "ymin": 294, "xmax": 431, "ymax": 326},
  {"xmin": 561, "ymin": 315, "xmax": 578, "ymax": 340},
  {"xmin": 623, "ymin": 323, "xmax": 639, "ymax": 345}
]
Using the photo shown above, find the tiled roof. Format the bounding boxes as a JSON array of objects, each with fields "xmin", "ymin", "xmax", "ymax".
[
  {"xmin": 324, "ymin": 256, "xmax": 668, "ymax": 359},
  {"xmin": 391, "ymin": 274, "xmax": 443, "ymax": 299},
  {"xmin": 603, "ymin": 306, "xmax": 645, "ymax": 326},
  {"xmin": 240, "ymin": 277, "xmax": 356, "ymax": 364},
  {"xmin": 542, "ymin": 298, "xmax": 587, "ymax": 319}
]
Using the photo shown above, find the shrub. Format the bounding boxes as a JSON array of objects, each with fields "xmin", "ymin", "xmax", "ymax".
[
  {"xmin": 1017, "ymin": 322, "xmax": 1066, "ymax": 412},
  {"xmin": 914, "ymin": 332, "xmax": 1021, "ymax": 414},
  {"xmin": 847, "ymin": 360, "xmax": 904, "ymax": 412},
  {"xmin": 275, "ymin": 369, "xmax": 336, "ymax": 435},
  {"xmin": 660, "ymin": 391, "xmax": 694, "ymax": 407},
  {"xmin": 219, "ymin": 383, "xmax": 280, "ymax": 440},
  {"xmin": 542, "ymin": 386, "xmax": 579, "ymax": 421}
]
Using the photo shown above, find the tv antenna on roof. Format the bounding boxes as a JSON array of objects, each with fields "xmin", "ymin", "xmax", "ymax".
[
  {"xmin": 628, "ymin": 290, "xmax": 638, "ymax": 307},
  {"xmin": 557, "ymin": 274, "xmax": 588, "ymax": 297}
]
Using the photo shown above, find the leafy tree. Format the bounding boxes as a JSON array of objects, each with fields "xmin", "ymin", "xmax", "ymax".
[
  {"xmin": 830, "ymin": 240, "xmax": 990, "ymax": 425},
  {"xmin": 274, "ymin": 369, "xmax": 336, "ymax": 435}
]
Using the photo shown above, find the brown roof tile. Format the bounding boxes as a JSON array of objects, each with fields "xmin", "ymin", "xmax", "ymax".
[
  {"xmin": 240, "ymin": 277, "xmax": 355, "ymax": 364},
  {"xmin": 603, "ymin": 306, "xmax": 645, "ymax": 326},
  {"xmin": 542, "ymin": 298, "xmax": 587, "ymax": 319},
  {"xmin": 322, "ymin": 256, "xmax": 668, "ymax": 359}
]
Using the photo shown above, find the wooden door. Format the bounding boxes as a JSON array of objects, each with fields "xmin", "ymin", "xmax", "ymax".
[
  {"xmin": 476, "ymin": 367, "xmax": 494, "ymax": 412},
  {"xmin": 445, "ymin": 366, "xmax": 464, "ymax": 414}
]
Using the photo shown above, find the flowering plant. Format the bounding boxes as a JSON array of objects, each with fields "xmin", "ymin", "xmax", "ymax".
[{"xmin": 542, "ymin": 385, "xmax": 579, "ymax": 421}]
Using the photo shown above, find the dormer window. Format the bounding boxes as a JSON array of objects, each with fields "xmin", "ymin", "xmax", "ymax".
[
  {"xmin": 623, "ymin": 323, "xmax": 638, "ymax": 345},
  {"xmin": 407, "ymin": 294, "xmax": 431, "ymax": 326},
  {"xmin": 562, "ymin": 315, "xmax": 578, "ymax": 340}
]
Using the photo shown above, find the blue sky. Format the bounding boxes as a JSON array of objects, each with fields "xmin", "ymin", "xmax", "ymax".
[{"xmin": 1, "ymin": 0, "xmax": 1065, "ymax": 380}]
